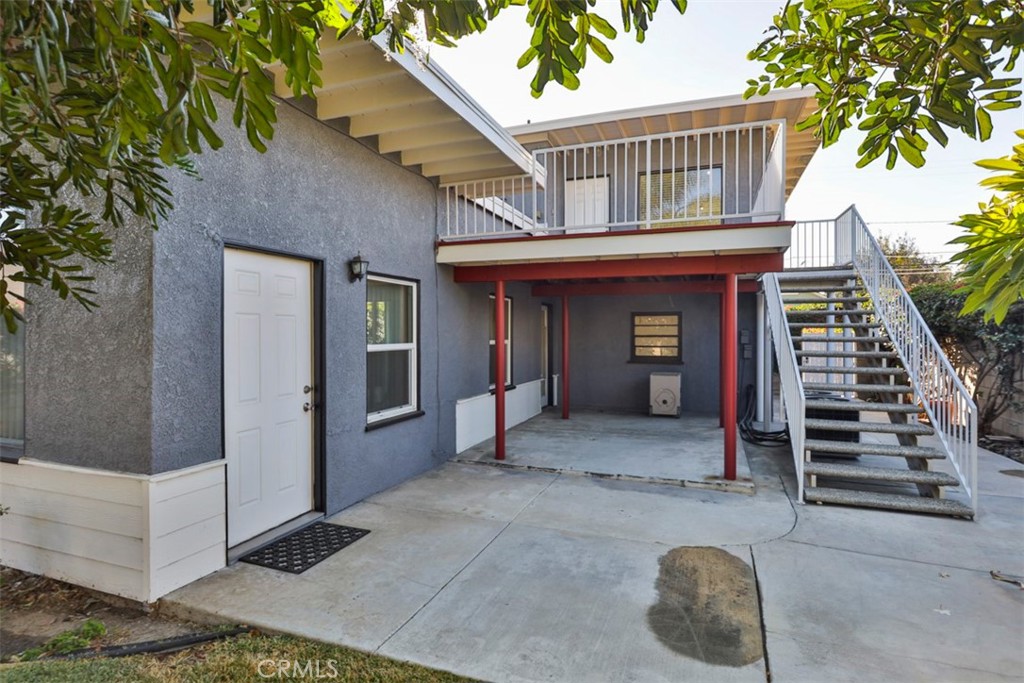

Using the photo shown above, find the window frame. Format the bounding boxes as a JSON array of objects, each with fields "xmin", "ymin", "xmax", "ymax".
[
  {"xmin": 638, "ymin": 164, "xmax": 724, "ymax": 228},
  {"xmin": 488, "ymin": 294, "xmax": 513, "ymax": 389},
  {"xmin": 630, "ymin": 311, "xmax": 683, "ymax": 364},
  {"xmin": 366, "ymin": 273, "xmax": 419, "ymax": 425}
]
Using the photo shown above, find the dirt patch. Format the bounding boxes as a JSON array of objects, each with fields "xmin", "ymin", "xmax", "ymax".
[
  {"xmin": 982, "ymin": 437, "xmax": 1024, "ymax": 465},
  {"xmin": 999, "ymin": 469, "xmax": 1024, "ymax": 479},
  {"xmin": 646, "ymin": 547, "xmax": 764, "ymax": 667},
  {"xmin": 0, "ymin": 567, "xmax": 202, "ymax": 661}
]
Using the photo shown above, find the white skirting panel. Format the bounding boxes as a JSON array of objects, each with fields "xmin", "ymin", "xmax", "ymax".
[
  {"xmin": 0, "ymin": 459, "xmax": 226, "ymax": 603},
  {"xmin": 456, "ymin": 378, "xmax": 544, "ymax": 453}
]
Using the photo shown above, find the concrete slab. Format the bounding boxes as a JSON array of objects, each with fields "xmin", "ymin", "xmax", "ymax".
[
  {"xmin": 785, "ymin": 492, "xmax": 1024, "ymax": 574},
  {"xmin": 515, "ymin": 475, "xmax": 795, "ymax": 547},
  {"xmin": 362, "ymin": 462, "xmax": 557, "ymax": 522},
  {"xmin": 457, "ymin": 410, "xmax": 754, "ymax": 493},
  {"xmin": 379, "ymin": 523, "xmax": 766, "ymax": 683},
  {"xmin": 163, "ymin": 503, "xmax": 506, "ymax": 651},
  {"xmin": 754, "ymin": 539, "xmax": 1024, "ymax": 682}
]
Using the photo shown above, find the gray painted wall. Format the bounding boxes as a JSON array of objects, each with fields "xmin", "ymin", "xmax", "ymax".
[
  {"xmin": 25, "ymin": 216, "xmax": 155, "ymax": 472},
  {"xmin": 567, "ymin": 292, "xmax": 757, "ymax": 415},
  {"xmin": 150, "ymin": 98, "xmax": 447, "ymax": 512}
]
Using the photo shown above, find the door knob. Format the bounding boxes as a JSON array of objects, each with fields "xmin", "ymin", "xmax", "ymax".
[
  {"xmin": 303, "ymin": 385, "xmax": 313, "ymax": 395},
  {"xmin": 303, "ymin": 402, "xmax": 314, "ymax": 412}
]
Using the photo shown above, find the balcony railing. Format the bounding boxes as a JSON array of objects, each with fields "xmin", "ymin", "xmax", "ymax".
[{"xmin": 440, "ymin": 120, "xmax": 787, "ymax": 240}]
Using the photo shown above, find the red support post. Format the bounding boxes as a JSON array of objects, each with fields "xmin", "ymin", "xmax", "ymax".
[
  {"xmin": 561, "ymin": 295, "xmax": 570, "ymax": 420},
  {"xmin": 723, "ymin": 273, "xmax": 738, "ymax": 481},
  {"xmin": 495, "ymin": 280, "xmax": 506, "ymax": 461},
  {"xmin": 719, "ymin": 291, "xmax": 725, "ymax": 428}
]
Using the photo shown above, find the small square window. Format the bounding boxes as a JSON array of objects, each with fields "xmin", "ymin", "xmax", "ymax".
[{"xmin": 631, "ymin": 312, "xmax": 682, "ymax": 363}]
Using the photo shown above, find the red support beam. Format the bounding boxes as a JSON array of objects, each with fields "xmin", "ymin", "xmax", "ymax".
[
  {"xmin": 531, "ymin": 280, "xmax": 759, "ymax": 298},
  {"xmin": 495, "ymin": 280, "xmax": 506, "ymax": 461},
  {"xmin": 723, "ymin": 273, "xmax": 738, "ymax": 481},
  {"xmin": 454, "ymin": 253, "xmax": 784, "ymax": 283},
  {"xmin": 561, "ymin": 295, "xmax": 570, "ymax": 420}
]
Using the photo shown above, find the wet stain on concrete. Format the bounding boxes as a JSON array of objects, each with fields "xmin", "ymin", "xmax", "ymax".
[
  {"xmin": 999, "ymin": 469, "xmax": 1024, "ymax": 479},
  {"xmin": 646, "ymin": 546, "xmax": 764, "ymax": 667}
]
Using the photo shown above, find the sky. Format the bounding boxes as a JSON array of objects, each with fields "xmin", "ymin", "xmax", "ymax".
[{"xmin": 430, "ymin": 0, "xmax": 1024, "ymax": 261}]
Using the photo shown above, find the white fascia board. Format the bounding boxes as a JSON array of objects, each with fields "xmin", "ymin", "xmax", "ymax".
[
  {"xmin": 436, "ymin": 225, "xmax": 792, "ymax": 265},
  {"xmin": 368, "ymin": 35, "xmax": 541, "ymax": 185},
  {"xmin": 507, "ymin": 88, "xmax": 814, "ymax": 136}
]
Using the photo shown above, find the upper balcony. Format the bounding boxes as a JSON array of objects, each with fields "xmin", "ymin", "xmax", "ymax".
[
  {"xmin": 436, "ymin": 91, "xmax": 821, "ymax": 269},
  {"xmin": 441, "ymin": 119, "xmax": 786, "ymax": 240}
]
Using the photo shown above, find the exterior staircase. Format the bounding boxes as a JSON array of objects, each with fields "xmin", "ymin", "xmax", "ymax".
[{"xmin": 773, "ymin": 269, "xmax": 974, "ymax": 518}]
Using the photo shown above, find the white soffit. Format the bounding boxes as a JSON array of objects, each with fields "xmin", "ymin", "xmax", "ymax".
[
  {"xmin": 508, "ymin": 89, "xmax": 820, "ymax": 198},
  {"xmin": 183, "ymin": 6, "xmax": 535, "ymax": 184}
]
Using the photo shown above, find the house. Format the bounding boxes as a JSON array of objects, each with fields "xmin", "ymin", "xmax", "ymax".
[{"xmin": 0, "ymin": 30, "xmax": 978, "ymax": 604}]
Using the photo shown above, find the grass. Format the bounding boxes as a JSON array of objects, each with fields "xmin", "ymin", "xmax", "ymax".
[
  {"xmin": 18, "ymin": 619, "xmax": 107, "ymax": 661},
  {"xmin": 0, "ymin": 632, "xmax": 477, "ymax": 683}
]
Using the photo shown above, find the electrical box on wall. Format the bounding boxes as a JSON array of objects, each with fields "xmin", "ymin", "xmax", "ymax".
[{"xmin": 650, "ymin": 372, "xmax": 682, "ymax": 417}]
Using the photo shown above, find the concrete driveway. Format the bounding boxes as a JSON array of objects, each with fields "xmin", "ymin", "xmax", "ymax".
[{"xmin": 163, "ymin": 432, "xmax": 1024, "ymax": 683}]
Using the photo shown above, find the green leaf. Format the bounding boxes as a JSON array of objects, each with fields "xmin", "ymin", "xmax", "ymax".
[{"xmin": 977, "ymin": 107, "xmax": 993, "ymax": 141}]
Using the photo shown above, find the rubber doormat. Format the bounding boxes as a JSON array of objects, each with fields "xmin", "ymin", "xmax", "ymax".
[{"xmin": 240, "ymin": 522, "xmax": 370, "ymax": 574}]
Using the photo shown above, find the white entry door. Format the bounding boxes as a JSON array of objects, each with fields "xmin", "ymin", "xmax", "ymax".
[{"xmin": 224, "ymin": 248, "xmax": 314, "ymax": 546}]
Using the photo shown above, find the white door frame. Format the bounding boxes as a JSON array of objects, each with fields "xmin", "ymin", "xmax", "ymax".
[{"xmin": 222, "ymin": 245, "xmax": 322, "ymax": 548}]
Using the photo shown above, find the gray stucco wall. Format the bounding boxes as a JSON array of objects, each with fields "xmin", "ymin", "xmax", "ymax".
[
  {"xmin": 24, "ymin": 218, "xmax": 155, "ymax": 472},
  {"xmin": 150, "ymin": 99, "xmax": 445, "ymax": 511},
  {"xmin": 566, "ymin": 292, "xmax": 757, "ymax": 415}
]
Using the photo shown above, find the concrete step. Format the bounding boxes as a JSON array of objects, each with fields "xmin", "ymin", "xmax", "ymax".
[
  {"xmin": 799, "ymin": 365, "xmax": 906, "ymax": 375},
  {"xmin": 804, "ymin": 418, "xmax": 932, "ymax": 436},
  {"xmin": 804, "ymin": 399, "xmax": 920, "ymax": 414},
  {"xmin": 792, "ymin": 335, "xmax": 889, "ymax": 344},
  {"xmin": 780, "ymin": 284, "xmax": 861, "ymax": 293},
  {"xmin": 804, "ymin": 462, "xmax": 961, "ymax": 487},
  {"xmin": 777, "ymin": 269, "xmax": 857, "ymax": 281},
  {"xmin": 803, "ymin": 382, "xmax": 913, "ymax": 394},
  {"xmin": 803, "ymin": 439, "xmax": 944, "ymax": 458},
  {"xmin": 786, "ymin": 307, "xmax": 875, "ymax": 317},
  {"xmin": 783, "ymin": 296, "xmax": 870, "ymax": 305},
  {"xmin": 804, "ymin": 487, "xmax": 974, "ymax": 518},
  {"xmin": 796, "ymin": 349, "xmax": 899, "ymax": 359}
]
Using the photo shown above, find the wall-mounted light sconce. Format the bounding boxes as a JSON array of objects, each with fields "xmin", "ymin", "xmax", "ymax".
[{"xmin": 348, "ymin": 254, "xmax": 368, "ymax": 282}]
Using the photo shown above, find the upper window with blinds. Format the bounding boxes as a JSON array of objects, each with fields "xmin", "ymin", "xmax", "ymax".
[
  {"xmin": 631, "ymin": 312, "xmax": 682, "ymax": 363},
  {"xmin": 638, "ymin": 167, "xmax": 723, "ymax": 228}
]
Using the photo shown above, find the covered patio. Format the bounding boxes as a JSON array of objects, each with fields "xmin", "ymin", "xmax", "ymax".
[{"xmin": 456, "ymin": 409, "xmax": 755, "ymax": 493}]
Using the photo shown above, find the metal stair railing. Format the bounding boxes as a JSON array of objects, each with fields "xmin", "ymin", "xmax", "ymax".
[
  {"xmin": 763, "ymin": 272, "xmax": 806, "ymax": 502},
  {"xmin": 836, "ymin": 205, "xmax": 978, "ymax": 515}
]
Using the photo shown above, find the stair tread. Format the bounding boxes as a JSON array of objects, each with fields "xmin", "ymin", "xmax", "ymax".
[
  {"xmin": 804, "ymin": 439, "xmax": 944, "ymax": 458},
  {"xmin": 804, "ymin": 418, "xmax": 932, "ymax": 435},
  {"xmin": 792, "ymin": 335, "xmax": 889, "ymax": 343},
  {"xmin": 804, "ymin": 399, "xmax": 919, "ymax": 413},
  {"xmin": 784, "ymin": 296, "xmax": 870, "ymax": 305},
  {"xmin": 780, "ymin": 284, "xmax": 861, "ymax": 293},
  {"xmin": 804, "ymin": 487, "xmax": 974, "ymax": 517},
  {"xmin": 803, "ymin": 382, "xmax": 914, "ymax": 393},
  {"xmin": 804, "ymin": 462, "xmax": 961, "ymax": 486},
  {"xmin": 789, "ymin": 322, "xmax": 881, "ymax": 328},
  {"xmin": 777, "ymin": 269, "xmax": 857, "ymax": 280},
  {"xmin": 799, "ymin": 365, "xmax": 906, "ymax": 375},
  {"xmin": 786, "ymin": 308, "xmax": 875, "ymax": 316},
  {"xmin": 796, "ymin": 350, "xmax": 899, "ymax": 358}
]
